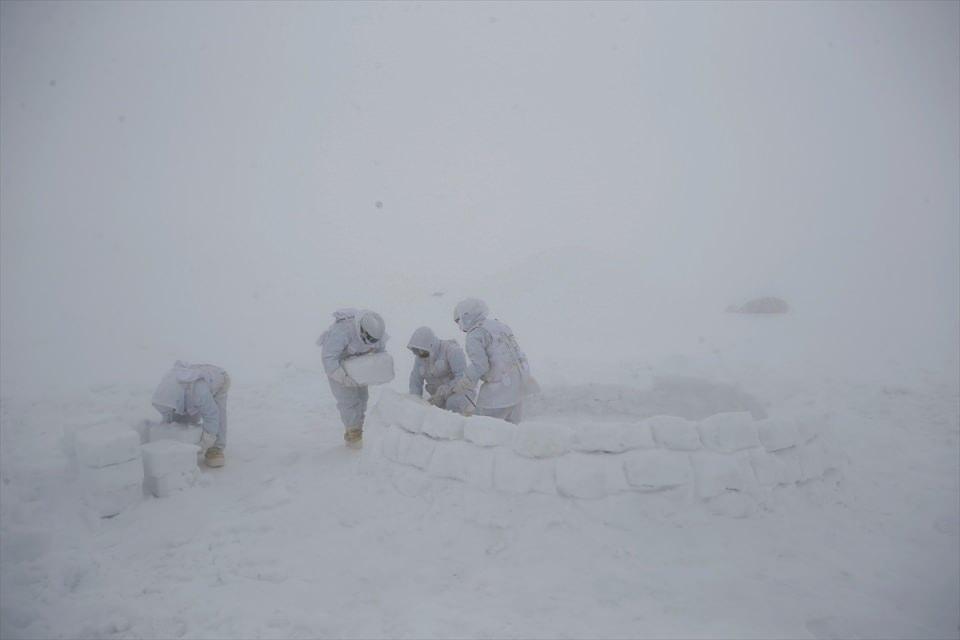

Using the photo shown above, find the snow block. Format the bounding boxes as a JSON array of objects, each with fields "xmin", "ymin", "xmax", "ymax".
[
  {"xmin": 421, "ymin": 407, "xmax": 465, "ymax": 440},
  {"xmin": 343, "ymin": 352, "xmax": 395, "ymax": 386},
  {"xmin": 697, "ymin": 412, "xmax": 761, "ymax": 453},
  {"xmin": 623, "ymin": 450, "xmax": 691, "ymax": 491},
  {"xmin": 393, "ymin": 396, "xmax": 430, "ymax": 434},
  {"xmin": 770, "ymin": 448, "xmax": 803, "ymax": 484},
  {"xmin": 749, "ymin": 448, "xmax": 798, "ymax": 486},
  {"xmin": 756, "ymin": 417, "xmax": 800, "ymax": 452},
  {"xmin": 148, "ymin": 422, "xmax": 203, "ymax": 445},
  {"xmin": 427, "ymin": 441, "xmax": 494, "ymax": 489},
  {"xmin": 571, "ymin": 422, "xmax": 655, "ymax": 453},
  {"xmin": 381, "ymin": 426, "xmax": 412, "ymax": 463},
  {"xmin": 512, "ymin": 421, "xmax": 573, "ymax": 459},
  {"xmin": 79, "ymin": 458, "xmax": 144, "ymax": 517},
  {"xmin": 372, "ymin": 388, "xmax": 404, "ymax": 426},
  {"xmin": 132, "ymin": 419, "xmax": 155, "ymax": 445},
  {"xmin": 463, "ymin": 415, "xmax": 516, "ymax": 447},
  {"xmin": 144, "ymin": 469, "xmax": 198, "ymax": 498},
  {"xmin": 75, "ymin": 424, "xmax": 142, "ymax": 469},
  {"xmin": 399, "ymin": 434, "xmax": 437, "ymax": 470},
  {"xmin": 645, "ymin": 415, "xmax": 702, "ymax": 451},
  {"xmin": 706, "ymin": 491, "xmax": 758, "ymax": 518},
  {"xmin": 493, "ymin": 451, "xmax": 557, "ymax": 495},
  {"xmin": 555, "ymin": 453, "xmax": 627, "ymax": 499},
  {"xmin": 691, "ymin": 453, "xmax": 749, "ymax": 500},
  {"xmin": 140, "ymin": 440, "xmax": 199, "ymax": 478}
]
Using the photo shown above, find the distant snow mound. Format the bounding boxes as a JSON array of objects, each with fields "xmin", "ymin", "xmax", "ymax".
[
  {"xmin": 727, "ymin": 296, "xmax": 790, "ymax": 314},
  {"xmin": 366, "ymin": 389, "xmax": 840, "ymax": 517}
]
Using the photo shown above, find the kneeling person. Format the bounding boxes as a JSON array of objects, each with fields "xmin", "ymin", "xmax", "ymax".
[
  {"xmin": 407, "ymin": 326, "xmax": 474, "ymax": 415},
  {"xmin": 152, "ymin": 361, "xmax": 231, "ymax": 468}
]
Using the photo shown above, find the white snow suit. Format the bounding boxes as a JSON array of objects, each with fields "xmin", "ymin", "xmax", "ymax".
[
  {"xmin": 407, "ymin": 326, "xmax": 474, "ymax": 414},
  {"xmin": 152, "ymin": 362, "xmax": 231, "ymax": 448},
  {"xmin": 455, "ymin": 300, "xmax": 532, "ymax": 424},
  {"xmin": 317, "ymin": 308, "xmax": 387, "ymax": 430}
]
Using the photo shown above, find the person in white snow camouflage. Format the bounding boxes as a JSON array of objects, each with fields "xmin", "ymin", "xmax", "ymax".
[
  {"xmin": 317, "ymin": 308, "xmax": 387, "ymax": 447},
  {"xmin": 407, "ymin": 326, "xmax": 475, "ymax": 414},
  {"xmin": 152, "ymin": 361, "xmax": 231, "ymax": 467},
  {"xmin": 449, "ymin": 298, "xmax": 535, "ymax": 424}
]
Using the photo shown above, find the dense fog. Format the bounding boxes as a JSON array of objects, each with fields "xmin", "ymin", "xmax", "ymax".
[{"xmin": 2, "ymin": 1, "xmax": 957, "ymax": 394}]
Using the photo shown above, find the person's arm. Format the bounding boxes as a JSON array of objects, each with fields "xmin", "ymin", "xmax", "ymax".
[
  {"xmin": 321, "ymin": 324, "xmax": 349, "ymax": 375},
  {"xmin": 464, "ymin": 329, "xmax": 490, "ymax": 384},
  {"xmin": 447, "ymin": 342, "xmax": 468, "ymax": 380}
]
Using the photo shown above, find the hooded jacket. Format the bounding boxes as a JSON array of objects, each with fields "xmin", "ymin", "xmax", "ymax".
[{"xmin": 407, "ymin": 326, "xmax": 468, "ymax": 397}]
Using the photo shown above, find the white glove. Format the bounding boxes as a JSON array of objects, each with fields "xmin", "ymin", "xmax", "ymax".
[
  {"xmin": 330, "ymin": 367, "xmax": 359, "ymax": 387},
  {"xmin": 435, "ymin": 383, "xmax": 452, "ymax": 398}
]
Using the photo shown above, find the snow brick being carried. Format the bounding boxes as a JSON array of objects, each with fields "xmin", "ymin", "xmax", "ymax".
[
  {"xmin": 755, "ymin": 417, "xmax": 800, "ymax": 452},
  {"xmin": 427, "ymin": 441, "xmax": 494, "ymax": 489},
  {"xmin": 343, "ymin": 352, "xmax": 395, "ymax": 386},
  {"xmin": 623, "ymin": 450, "xmax": 691, "ymax": 491},
  {"xmin": 393, "ymin": 396, "xmax": 430, "ymax": 434},
  {"xmin": 79, "ymin": 458, "xmax": 144, "ymax": 517},
  {"xmin": 645, "ymin": 415, "xmax": 702, "ymax": 451},
  {"xmin": 493, "ymin": 451, "xmax": 557, "ymax": 495},
  {"xmin": 421, "ymin": 407, "xmax": 465, "ymax": 440},
  {"xmin": 691, "ymin": 452, "xmax": 750, "ymax": 500},
  {"xmin": 141, "ymin": 440, "xmax": 199, "ymax": 478},
  {"xmin": 148, "ymin": 422, "xmax": 203, "ymax": 445},
  {"xmin": 463, "ymin": 415, "xmax": 516, "ymax": 447},
  {"xmin": 697, "ymin": 412, "xmax": 761, "ymax": 453},
  {"xmin": 555, "ymin": 453, "xmax": 628, "ymax": 499},
  {"xmin": 74, "ymin": 424, "xmax": 142, "ymax": 469},
  {"xmin": 398, "ymin": 434, "xmax": 437, "ymax": 470},
  {"xmin": 512, "ymin": 421, "xmax": 573, "ymax": 459},
  {"xmin": 571, "ymin": 422, "xmax": 655, "ymax": 454}
]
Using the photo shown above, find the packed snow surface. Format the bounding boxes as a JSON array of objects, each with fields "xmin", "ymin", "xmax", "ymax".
[{"xmin": 1, "ymin": 355, "xmax": 957, "ymax": 639}]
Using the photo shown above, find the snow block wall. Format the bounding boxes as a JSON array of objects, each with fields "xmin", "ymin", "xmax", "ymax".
[
  {"xmin": 141, "ymin": 440, "xmax": 200, "ymax": 498},
  {"xmin": 73, "ymin": 424, "xmax": 144, "ymax": 518},
  {"xmin": 369, "ymin": 390, "xmax": 840, "ymax": 516}
]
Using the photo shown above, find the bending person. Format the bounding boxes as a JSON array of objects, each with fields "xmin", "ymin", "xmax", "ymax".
[
  {"xmin": 152, "ymin": 361, "xmax": 231, "ymax": 468},
  {"xmin": 450, "ymin": 298, "xmax": 534, "ymax": 424},
  {"xmin": 407, "ymin": 326, "xmax": 475, "ymax": 415},
  {"xmin": 317, "ymin": 308, "xmax": 387, "ymax": 448}
]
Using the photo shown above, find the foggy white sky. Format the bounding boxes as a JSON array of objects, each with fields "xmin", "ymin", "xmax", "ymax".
[{"xmin": 1, "ymin": 1, "xmax": 957, "ymax": 392}]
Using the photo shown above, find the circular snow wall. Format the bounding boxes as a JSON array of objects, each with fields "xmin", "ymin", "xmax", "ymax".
[{"xmin": 366, "ymin": 390, "xmax": 839, "ymax": 516}]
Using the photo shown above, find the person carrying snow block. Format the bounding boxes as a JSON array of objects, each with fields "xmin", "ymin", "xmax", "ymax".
[
  {"xmin": 407, "ymin": 326, "xmax": 475, "ymax": 415},
  {"xmin": 151, "ymin": 362, "xmax": 230, "ymax": 468},
  {"xmin": 449, "ymin": 298, "xmax": 537, "ymax": 425},
  {"xmin": 317, "ymin": 308, "xmax": 388, "ymax": 448}
]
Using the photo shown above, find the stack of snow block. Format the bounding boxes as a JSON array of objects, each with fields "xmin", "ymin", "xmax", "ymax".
[
  {"xmin": 140, "ymin": 440, "xmax": 200, "ymax": 498},
  {"xmin": 367, "ymin": 390, "xmax": 839, "ymax": 514},
  {"xmin": 343, "ymin": 352, "xmax": 395, "ymax": 386},
  {"xmin": 74, "ymin": 424, "xmax": 144, "ymax": 518}
]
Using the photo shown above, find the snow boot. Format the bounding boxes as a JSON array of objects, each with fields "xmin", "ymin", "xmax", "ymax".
[
  {"xmin": 344, "ymin": 426, "xmax": 363, "ymax": 449},
  {"xmin": 204, "ymin": 446, "xmax": 225, "ymax": 468}
]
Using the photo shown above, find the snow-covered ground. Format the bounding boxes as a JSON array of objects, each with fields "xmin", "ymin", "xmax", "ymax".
[
  {"xmin": 2, "ymin": 2, "xmax": 958, "ymax": 638},
  {"xmin": 2, "ymin": 334, "xmax": 957, "ymax": 639}
]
